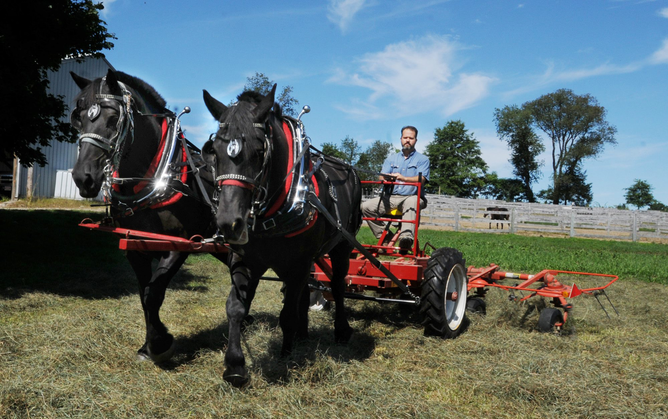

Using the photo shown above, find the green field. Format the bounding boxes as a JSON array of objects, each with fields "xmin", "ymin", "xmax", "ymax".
[{"xmin": 2, "ymin": 209, "xmax": 668, "ymax": 417}]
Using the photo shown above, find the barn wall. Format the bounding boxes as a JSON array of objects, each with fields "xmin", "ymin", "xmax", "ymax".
[{"xmin": 15, "ymin": 56, "xmax": 115, "ymax": 199}]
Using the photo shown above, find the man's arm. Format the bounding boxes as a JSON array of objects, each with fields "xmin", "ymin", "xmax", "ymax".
[{"xmin": 388, "ymin": 173, "xmax": 427, "ymax": 184}]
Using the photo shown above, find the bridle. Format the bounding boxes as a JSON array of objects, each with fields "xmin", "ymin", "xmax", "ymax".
[
  {"xmin": 212, "ymin": 120, "xmax": 273, "ymax": 221},
  {"xmin": 72, "ymin": 76, "xmax": 135, "ymax": 166}
]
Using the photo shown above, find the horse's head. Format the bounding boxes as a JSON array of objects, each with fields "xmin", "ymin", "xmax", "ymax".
[
  {"xmin": 202, "ymin": 85, "xmax": 276, "ymax": 244},
  {"xmin": 70, "ymin": 69, "xmax": 135, "ymax": 198}
]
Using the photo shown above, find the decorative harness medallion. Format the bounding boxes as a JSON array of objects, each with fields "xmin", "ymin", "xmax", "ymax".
[
  {"xmin": 227, "ymin": 138, "xmax": 242, "ymax": 158},
  {"xmin": 87, "ymin": 103, "xmax": 101, "ymax": 121}
]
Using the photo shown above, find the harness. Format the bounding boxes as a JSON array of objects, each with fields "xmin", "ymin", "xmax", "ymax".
[
  {"xmin": 73, "ymin": 76, "xmax": 211, "ymax": 215},
  {"xmin": 211, "ymin": 114, "xmax": 326, "ymax": 239}
]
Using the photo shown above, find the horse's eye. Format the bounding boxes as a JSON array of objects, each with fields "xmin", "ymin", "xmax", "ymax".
[{"xmin": 106, "ymin": 114, "xmax": 119, "ymax": 128}]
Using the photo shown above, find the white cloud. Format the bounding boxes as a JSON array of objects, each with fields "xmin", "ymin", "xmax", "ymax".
[
  {"xmin": 330, "ymin": 35, "xmax": 496, "ymax": 118},
  {"xmin": 650, "ymin": 38, "xmax": 668, "ymax": 64},
  {"xmin": 659, "ymin": 7, "xmax": 668, "ymax": 18},
  {"xmin": 327, "ymin": 0, "xmax": 367, "ymax": 33},
  {"xmin": 555, "ymin": 62, "xmax": 643, "ymax": 80}
]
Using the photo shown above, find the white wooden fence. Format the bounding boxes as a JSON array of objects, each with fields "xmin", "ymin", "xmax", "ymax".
[{"xmin": 364, "ymin": 193, "xmax": 668, "ymax": 242}]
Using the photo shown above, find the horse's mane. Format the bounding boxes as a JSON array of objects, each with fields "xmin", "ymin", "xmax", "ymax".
[
  {"xmin": 74, "ymin": 71, "xmax": 168, "ymax": 116},
  {"xmin": 237, "ymin": 90, "xmax": 283, "ymax": 119},
  {"xmin": 115, "ymin": 71, "xmax": 168, "ymax": 114}
]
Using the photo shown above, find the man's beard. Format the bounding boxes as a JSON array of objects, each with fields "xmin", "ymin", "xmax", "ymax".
[{"xmin": 402, "ymin": 143, "xmax": 414, "ymax": 152}]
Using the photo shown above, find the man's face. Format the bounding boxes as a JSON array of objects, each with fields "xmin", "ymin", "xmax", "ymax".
[{"xmin": 401, "ymin": 128, "xmax": 417, "ymax": 152}]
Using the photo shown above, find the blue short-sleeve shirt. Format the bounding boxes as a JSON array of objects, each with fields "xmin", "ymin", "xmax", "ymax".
[{"xmin": 381, "ymin": 150, "xmax": 430, "ymax": 197}]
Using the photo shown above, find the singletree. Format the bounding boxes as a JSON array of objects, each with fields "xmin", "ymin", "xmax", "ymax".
[
  {"xmin": 624, "ymin": 179, "xmax": 654, "ymax": 209},
  {"xmin": 425, "ymin": 120, "xmax": 489, "ymax": 198},
  {"xmin": 526, "ymin": 89, "xmax": 617, "ymax": 205},
  {"xmin": 494, "ymin": 105, "xmax": 544, "ymax": 202},
  {"xmin": 1, "ymin": 0, "xmax": 115, "ymax": 167}
]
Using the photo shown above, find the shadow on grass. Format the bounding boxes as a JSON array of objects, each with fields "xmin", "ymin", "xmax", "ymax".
[
  {"xmin": 161, "ymin": 310, "xmax": 376, "ymax": 385},
  {"xmin": 0, "ymin": 210, "xmax": 221, "ymax": 300}
]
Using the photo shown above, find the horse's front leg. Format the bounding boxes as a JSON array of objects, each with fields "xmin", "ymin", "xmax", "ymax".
[
  {"xmin": 276, "ymin": 261, "xmax": 312, "ymax": 357},
  {"xmin": 127, "ymin": 250, "xmax": 187, "ymax": 363},
  {"xmin": 223, "ymin": 252, "xmax": 263, "ymax": 388},
  {"xmin": 328, "ymin": 243, "xmax": 354, "ymax": 343}
]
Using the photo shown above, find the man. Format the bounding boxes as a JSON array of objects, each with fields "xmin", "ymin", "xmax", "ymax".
[{"xmin": 361, "ymin": 125, "xmax": 430, "ymax": 250}]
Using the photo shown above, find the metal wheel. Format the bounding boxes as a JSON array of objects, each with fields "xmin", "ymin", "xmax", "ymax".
[
  {"xmin": 420, "ymin": 247, "xmax": 468, "ymax": 338},
  {"xmin": 538, "ymin": 307, "xmax": 563, "ymax": 333},
  {"xmin": 466, "ymin": 297, "xmax": 487, "ymax": 315}
]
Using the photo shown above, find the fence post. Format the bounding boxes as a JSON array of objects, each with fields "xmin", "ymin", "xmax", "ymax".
[
  {"xmin": 570, "ymin": 211, "xmax": 575, "ymax": 238},
  {"xmin": 454, "ymin": 207, "xmax": 460, "ymax": 232},
  {"xmin": 632, "ymin": 212, "xmax": 638, "ymax": 242},
  {"xmin": 510, "ymin": 208, "xmax": 515, "ymax": 234}
]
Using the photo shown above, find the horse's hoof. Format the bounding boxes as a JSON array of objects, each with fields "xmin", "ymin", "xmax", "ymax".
[
  {"xmin": 147, "ymin": 341, "xmax": 175, "ymax": 364},
  {"xmin": 223, "ymin": 369, "xmax": 250, "ymax": 389},
  {"xmin": 335, "ymin": 326, "xmax": 353, "ymax": 343},
  {"xmin": 136, "ymin": 347, "xmax": 151, "ymax": 362}
]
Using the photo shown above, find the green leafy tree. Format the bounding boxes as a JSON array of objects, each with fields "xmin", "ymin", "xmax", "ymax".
[
  {"xmin": 494, "ymin": 105, "xmax": 544, "ymax": 202},
  {"xmin": 1, "ymin": 0, "xmax": 115, "ymax": 167},
  {"xmin": 242, "ymin": 72, "xmax": 299, "ymax": 117},
  {"xmin": 320, "ymin": 142, "xmax": 347, "ymax": 161},
  {"xmin": 425, "ymin": 120, "xmax": 489, "ymax": 198},
  {"xmin": 648, "ymin": 200, "xmax": 668, "ymax": 212},
  {"xmin": 340, "ymin": 136, "xmax": 362, "ymax": 164},
  {"xmin": 538, "ymin": 163, "xmax": 592, "ymax": 206},
  {"xmin": 356, "ymin": 139, "xmax": 392, "ymax": 183},
  {"xmin": 481, "ymin": 173, "xmax": 526, "ymax": 202},
  {"xmin": 526, "ymin": 89, "xmax": 617, "ymax": 205},
  {"xmin": 624, "ymin": 179, "xmax": 654, "ymax": 209}
]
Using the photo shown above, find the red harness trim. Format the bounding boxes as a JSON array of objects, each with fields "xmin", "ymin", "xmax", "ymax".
[
  {"xmin": 150, "ymin": 126, "xmax": 187, "ymax": 209},
  {"xmin": 263, "ymin": 121, "xmax": 294, "ymax": 218},
  {"xmin": 221, "ymin": 179, "xmax": 254, "ymax": 190}
]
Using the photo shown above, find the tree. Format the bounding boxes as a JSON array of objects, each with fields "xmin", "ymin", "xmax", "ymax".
[
  {"xmin": 648, "ymin": 200, "xmax": 668, "ymax": 212},
  {"xmin": 1, "ymin": 0, "xmax": 115, "ymax": 167},
  {"xmin": 494, "ymin": 105, "xmax": 544, "ymax": 202},
  {"xmin": 320, "ymin": 142, "xmax": 347, "ymax": 161},
  {"xmin": 526, "ymin": 89, "xmax": 617, "ymax": 205},
  {"xmin": 242, "ymin": 72, "xmax": 299, "ymax": 117},
  {"xmin": 356, "ymin": 140, "xmax": 392, "ymax": 182},
  {"xmin": 339, "ymin": 136, "xmax": 362, "ymax": 164},
  {"xmin": 538, "ymin": 164, "xmax": 592, "ymax": 206},
  {"xmin": 480, "ymin": 173, "xmax": 526, "ymax": 202},
  {"xmin": 624, "ymin": 179, "xmax": 654, "ymax": 209},
  {"xmin": 425, "ymin": 120, "xmax": 489, "ymax": 198}
]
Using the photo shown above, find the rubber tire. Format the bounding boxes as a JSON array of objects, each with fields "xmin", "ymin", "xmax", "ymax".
[
  {"xmin": 420, "ymin": 247, "xmax": 468, "ymax": 338},
  {"xmin": 538, "ymin": 307, "xmax": 563, "ymax": 333},
  {"xmin": 466, "ymin": 297, "xmax": 487, "ymax": 315}
]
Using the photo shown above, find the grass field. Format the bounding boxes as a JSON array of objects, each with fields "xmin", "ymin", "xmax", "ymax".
[{"xmin": 1, "ymin": 209, "xmax": 668, "ymax": 417}]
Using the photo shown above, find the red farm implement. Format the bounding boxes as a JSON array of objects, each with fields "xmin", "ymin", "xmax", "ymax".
[{"xmin": 80, "ymin": 177, "xmax": 618, "ymax": 336}]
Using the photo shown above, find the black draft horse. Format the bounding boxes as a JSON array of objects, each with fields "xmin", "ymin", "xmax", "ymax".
[
  {"xmin": 70, "ymin": 69, "xmax": 223, "ymax": 363},
  {"xmin": 202, "ymin": 85, "xmax": 362, "ymax": 387}
]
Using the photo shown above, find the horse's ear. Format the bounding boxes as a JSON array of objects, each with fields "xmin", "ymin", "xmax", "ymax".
[
  {"xmin": 203, "ymin": 90, "xmax": 228, "ymax": 121},
  {"xmin": 105, "ymin": 69, "xmax": 122, "ymax": 93},
  {"xmin": 253, "ymin": 84, "xmax": 276, "ymax": 121},
  {"xmin": 70, "ymin": 72, "xmax": 91, "ymax": 90}
]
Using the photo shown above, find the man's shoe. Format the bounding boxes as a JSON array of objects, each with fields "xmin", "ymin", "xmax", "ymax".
[{"xmin": 398, "ymin": 236, "xmax": 413, "ymax": 253}]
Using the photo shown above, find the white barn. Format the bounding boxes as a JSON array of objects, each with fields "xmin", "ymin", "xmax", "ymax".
[{"xmin": 13, "ymin": 56, "xmax": 115, "ymax": 199}]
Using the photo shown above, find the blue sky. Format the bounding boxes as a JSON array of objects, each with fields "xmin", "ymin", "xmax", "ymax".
[{"xmin": 98, "ymin": 0, "xmax": 668, "ymax": 207}]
